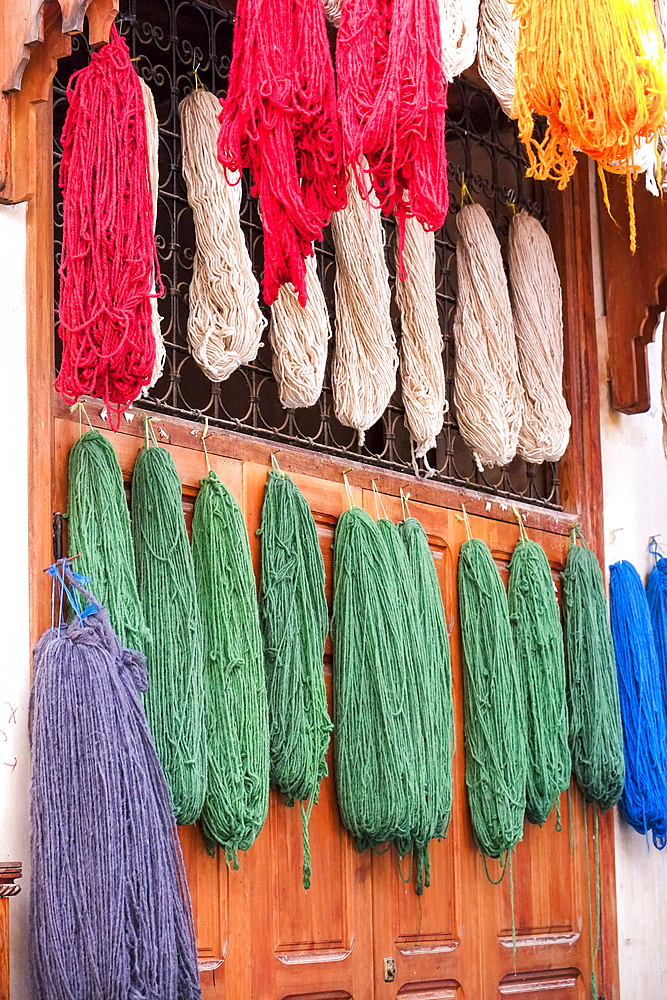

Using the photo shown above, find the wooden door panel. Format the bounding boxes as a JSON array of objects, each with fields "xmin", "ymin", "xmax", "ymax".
[
  {"xmin": 497, "ymin": 969, "xmax": 585, "ymax": 998},
  {"xmin": 395, "ymin": 982, "xmax": 463, "ymax": 999}
]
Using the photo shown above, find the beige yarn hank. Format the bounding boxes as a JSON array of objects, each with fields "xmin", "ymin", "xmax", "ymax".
[
  {"xmin": 179, "ymin": 88, "xmax": 266, "ymax": 382},
  {"xmin": 270, "ymin": 252, "xmax": 331, "ymax": 409},
  {"xmin": 453, "ymin": 202, "xmax": 523, "ymax": 469},
  {"xmin": 331, "ymin": 170, "xmax": 397, "ymax": 445},
  {"xmin": 508, "ymin": 211, "xmax": 571, "ymax": 463},
  {"xmin": 394, "ymin": 219, "xmax": 447, "ymax": 461},
  {"xmin": 477, "ymin": 0, "xmax": 518, "ymax": 118},
  {"xmin": 323, "ymin": 0, "xmax": 341, "ymax": 26},
  {"xmin": 139, "ymin": 78, "xmax": 165, "ymax": 388},
  {"xmin": 439, "ymin": 0, "xmax": 480, "ymax": 81}
]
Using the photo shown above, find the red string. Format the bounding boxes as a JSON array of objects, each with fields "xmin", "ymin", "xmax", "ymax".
[
  {"xmin": 337, "ymin": 0, "xmax": 449, "ymax": 277},
  {"xmin": 56, "ymin": 25, "xmax": 160, "ymax": 430},
  {"xmin": 217, "ymin": 0, "xmax": 347, "ymax": 306}
]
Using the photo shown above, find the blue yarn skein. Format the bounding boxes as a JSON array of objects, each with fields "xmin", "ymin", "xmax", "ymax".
[
  {"xmin": 609, "ymin": 559, "xmax": 667, "ymax": 848},
  {"xmin": 645, "ymin": 541, "xmax": 667, "ymax": 724}
]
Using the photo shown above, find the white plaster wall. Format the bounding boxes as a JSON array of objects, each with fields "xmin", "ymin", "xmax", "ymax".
[
  {"xmin": 0, "ymin": 202, "xmax": 31, "ymax": 1000},
  {"xmin": 591, "ymin": 164, "xmax": 667, "ymax": 999}
]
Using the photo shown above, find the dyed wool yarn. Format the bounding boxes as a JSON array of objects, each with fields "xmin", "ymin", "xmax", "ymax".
[
  {"xmin": 394, "ymin": 219, "xmax": 447, "ymax": 460},
  {"xmin": 477, "ymin": 0, "xmax": 518, "ymax": 118},
  {"xmin": 514, "ymin": 0, "xmax": 667, "ymax": 250},
  {"xmin": 646, "ymin": 549, "xmax": 667, "ymax": 719},
  {"xmin": 610, "ymin": 560, "xmax": 667, "ymax": 846},
  {"xmin": 132, "ymin": 441, "xmax": 207, "ymax": 826},
  {"xmin": 259, "ymin": 471, "xmax": 331, "ymax": 887},
  {"xmin": 458, "ymin": 538, "xmax": 527, "ymax": 862},
  {"xmin": 331, "ymin": 172, "xmax": 397, "ymax": 444},
  {"xmin": 29, "ymin": 571, "xmax": 200, "ymax": 1000},
  {"xmin": 180, "ymin": 89, "xmax": 266, "ymax": 381},
  {"xmin": 218, "ymin": 0, "xmax": 346, "ymax": 306},
  {"xmin": 453, "ymin": 203, "xmax": 524, "ymax": 469},
  {"xmin": 336, "ymin": 0, "xmax": 448, "ymax": 262},
  {"xmin": 332, "ymin": 506, "xmax": 422, "ymax": 853},
  {"xmin": 438, "ymin": 0, "xmax": 480, "ymax": 80},
  {"xmin": 67, "ymin": 429, "xmax": 149, "ymax": 653},
  {"xmin": 139, "ymin": 77, "xmax": 165, "ymax": 389},
  {"xmin": 654, "ymin": 0, "xmax": 667, "ymax": 46},
  {"xmin": 56, "ymin": 26, "xmax": 159, "ymax": 428},
  {"xmin": 561, "ymin": 537, "xmax": 624, "ymax": 811},
  {"xmin": 270, "ymin": 253, "xmax": 331, "ymax": 409},
  {"xmin": 508, "ymin": 211, "xmax": 571, "ymax": 464},
  {"xmin": 398, "ymin": 516, "xmax": 455, "ymax": 890},
  {"xmin": 508, "ymin": 538, "xmax": 570, "ymax": 826},
  {"xmin": 191, "ymin": 471, "xmax": 269, "ymax": 864}
]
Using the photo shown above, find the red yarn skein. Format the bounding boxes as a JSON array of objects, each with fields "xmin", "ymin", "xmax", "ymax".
[
  {"xmin": 218, "ymin": 0, "xmax": 347, "ymax": 306},
  {"xmin": 337, "ymin": 0, "xmax": 449, "ymax": 275},
  {"xmin": 56, "ymin": 25, "xmax": 160, "ymax": 429}
]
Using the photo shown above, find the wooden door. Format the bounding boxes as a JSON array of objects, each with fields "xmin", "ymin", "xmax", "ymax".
[{"xmin": 52, "ymin": 414, "xmax": 612, "ymax": 1000}]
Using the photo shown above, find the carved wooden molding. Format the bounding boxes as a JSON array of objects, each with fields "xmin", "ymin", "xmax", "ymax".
[
  {"xmin": 597, "ymin": 171, "xmax": 667, "ymax": 414},
  {"xmin": 0, "ymin": 0, "xmax": 118, "ymax": 204}
]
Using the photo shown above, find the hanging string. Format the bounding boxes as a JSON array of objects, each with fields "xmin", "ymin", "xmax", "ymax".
[
  {"xmin": 646, "ymin": 541, "xmax": 667, "ymax": 721},
  {"xmin": 453, "ymin": 203, "xmax": 524, "ymax": 469},
  {"xmin": 609, "ymin": 559, "xmax": 667, "ymax": 847},
  {"xmin": 67, "ymin": 428, "xmax": 149, "ymax": 653},
  {"xmin": 139, "ymin": 77, "xmax": 165, "ymax": 390},
  {"xmin": 180, "ymin": 89, "xmax": 266, "ymax": 381},
  {"xmin": 258, "ymin": 471, "xmax": 332, "ymax": 888},
  {"xmin": 438, "ymin": 0, "xmax": 480, "ymax": 80},
  {"xmin": 336, "ymin": 0, "xmax": 449, "ymax": 270},
  {"xmin": 191, "ymin": 470, "xmax": 269, "ymax": 865},
  {"xmin": 56, "ymin": 25, "xmax": 160, "ymax": 429},
  {"xmin": 477, "ymin": 0, "xmax": 518, "ymax": 118},
  {"xmin": 509, "ymin": 211, "xmax": 571, "ymax": 464},
  {"xmin": 132, "ymin": 439, "xmax": 207, "ymax": 826},
  {"xmin": 508, "ymin": 537, "xmax": 570, "ymax": 826},
  {"xmin": 217, "ymin": 0, "xmax": 346, "ymax": 305},
  {"xmin": 270, "ymin": 252, "xmax": 331, "ymax": 409},
  {"xmin": 394, "ymin": 216, "xmax": 447, "ymax": 461},
  {"xmin": 29, "ymin": 566, "xmax": 200, "ymax": 1000},
  {"xmin": 331, "ymin": 169, "xmax": 397, "ymax": 446}
]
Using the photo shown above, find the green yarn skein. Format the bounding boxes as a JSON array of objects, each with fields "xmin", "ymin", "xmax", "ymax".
[
  {"xmin": 458, "ymin": 538, "xmax": 527, "ymax": 866},
  {"xmin": 258, "ymin": 470, "xmax": 331, "ymax": 888},
  {"xmin": 332, "ymin": 506, "xmax": 422, "ymax": 857},
  {"xmin": 561, "ymin": 535, "xmax": 625, "ymax": 811},
  {"xmin": 67, "ymin": 428, "xmax": 149, "ymax": 652},
  {"xmin": 192, "ymin": 470, "xmax": 269, "ymax": 865},
  {"xmin": 132, "ymin": 443, "xmax": 207, "ymax": 826},
  {"xmin": 508, "ymin": 538, "xmax": 570, "ymax": 827}
]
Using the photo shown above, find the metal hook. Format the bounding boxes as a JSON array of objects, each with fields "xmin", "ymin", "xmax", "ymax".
[
  {"xmin": 201, "ymin": 416, "xmax": 211, "ymax": 474},
  {"xmin": 270, "ymin": 451, "xmax": 285, "ymax": 476},
  {"xmin": 455, "ymin": 503, "xmax": 473, "ymax": 540},
  {"xmin": 400, "ymin": 487, "xmax": 412, "ymax": 520},
  {"xmin": 511, "ymin": 505, "xmax": 528, "ymax": 544},
  {"xmin": 371, "ymin": 478, "xmax": 388, "ymax": 520},
  {"xmin": 342, "ymin": 467, "xmax": 354, "ymax": 510}
]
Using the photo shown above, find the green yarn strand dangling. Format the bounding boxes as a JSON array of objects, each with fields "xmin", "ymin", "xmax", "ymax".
[
  {"xmin": 67, "ymin": 428, "xmax": 149, "ymax": 653},
  {"xmin": 258, "ymin": 470, "xmax": 331, "ymax": 888},
  {"xmin": 458, "ymin": 538, "xmax": 527, "ymax": 867},
  {"xmin": 508, "ymin": 538, "xmax": 570, "ymax": 826},
  {"xmin": 192, "ymin": 470, "xmax": 269, "ymax": 864},
  {"xmin": 132, "ymin": 443, "xmax": 207, "ymax": 826}
]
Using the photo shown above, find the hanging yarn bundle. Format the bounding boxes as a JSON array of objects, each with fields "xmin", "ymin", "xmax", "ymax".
[
  {"xmin": 67, "ymin": 428, "xmax": 149, "ymax": 654},
  {"xmin": 140, "ymin": 77, "xmax": 165, "ymax": 389},
  {"xmin": 56, "ymin": 26, "xmax": 160, "ymax": 428},
  {"xmin": 508, "ymin": 211, "xmax": 571, "ymax": 464},
  {"xmin": 270, "ymin": 253, "xmax": 331, "ymax": 410},
  {"xmin": 609, "ymin": 560, "xmax": 667, "ymax": 846},
  {"xmin": 438, "ymin": 0, "xmax": 480, "ymax": 80},
  {"xmin": 29, "ymin": 566, "xmax": 200, "ymax": 1000},
  {"xmin": 132, "ymin": 435, "xmax": 207, "ymax": 826},
  {"xmin": 513, "ymin": 0, "xmax": 667, "ymax": 251},
  {"xmin": 508, "ymin": 536, "xmax": 570, "ymax": 826},
  {"xmin": 457, "ymin": 537, "xmax": 527, "ymax": 865},
  {"xmin": 180, "ymin": 89, "xmax": 266, "ymax": 381},
  {"xmin": 217, "ymin": 0, "xmax": 346, "ymax": 306},
  {"xmin": 654, "ymin": 0, "xmax": 667, "ymax": 47},
  {"xmin": 332, "ymin": 506, "xmax": 422, "ymax": 855},
  {"xmin": 477, "ymin": 0, "xmax": 518, "ymax": 118},
  {"xmin": 561, "ymin": 536, "xmax": 625, "ymax": 810},
  {"xmin": 646, "ymin": 544, "xmax": 667, "ymax": 718},
  {"xmin": 191, "ymin": 470, "xmax": 269, "ymax": 864},
  {"xmin": 331, "ymin": 171, "xmax": 397, "ymax": 444},
  {"xmin": 397, "ymin": 514, "xmax": 455, "ymax": 890},
  {"xmin": 394, "ymin": 218, "xmax": 447, "ymax": 462},
  {"xmin": 336, "ymin": 0, "xmax": 449, "ymax": 261},
  {"xmin": 453, "ymin": 203, "xmax": 524, "ymax": 469},
  {"xmin": 259, "ymin": 469, "xmax": 331, "ymax": 888}
]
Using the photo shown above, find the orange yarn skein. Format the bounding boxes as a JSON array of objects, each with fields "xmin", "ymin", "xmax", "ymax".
[{"xmin": 514, "ymin": 0, "xmax": 667, "ymax": 250}]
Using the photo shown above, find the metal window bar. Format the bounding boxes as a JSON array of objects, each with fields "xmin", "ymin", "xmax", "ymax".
[{"xmin": 53, "ymin": 0, "xmax": 559, "ymax": 509}]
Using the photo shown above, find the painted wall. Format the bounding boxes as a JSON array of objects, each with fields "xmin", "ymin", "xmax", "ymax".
[{"xmin": 0, "ymin": 202, "xmax": 31, "ymax": 1000}]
